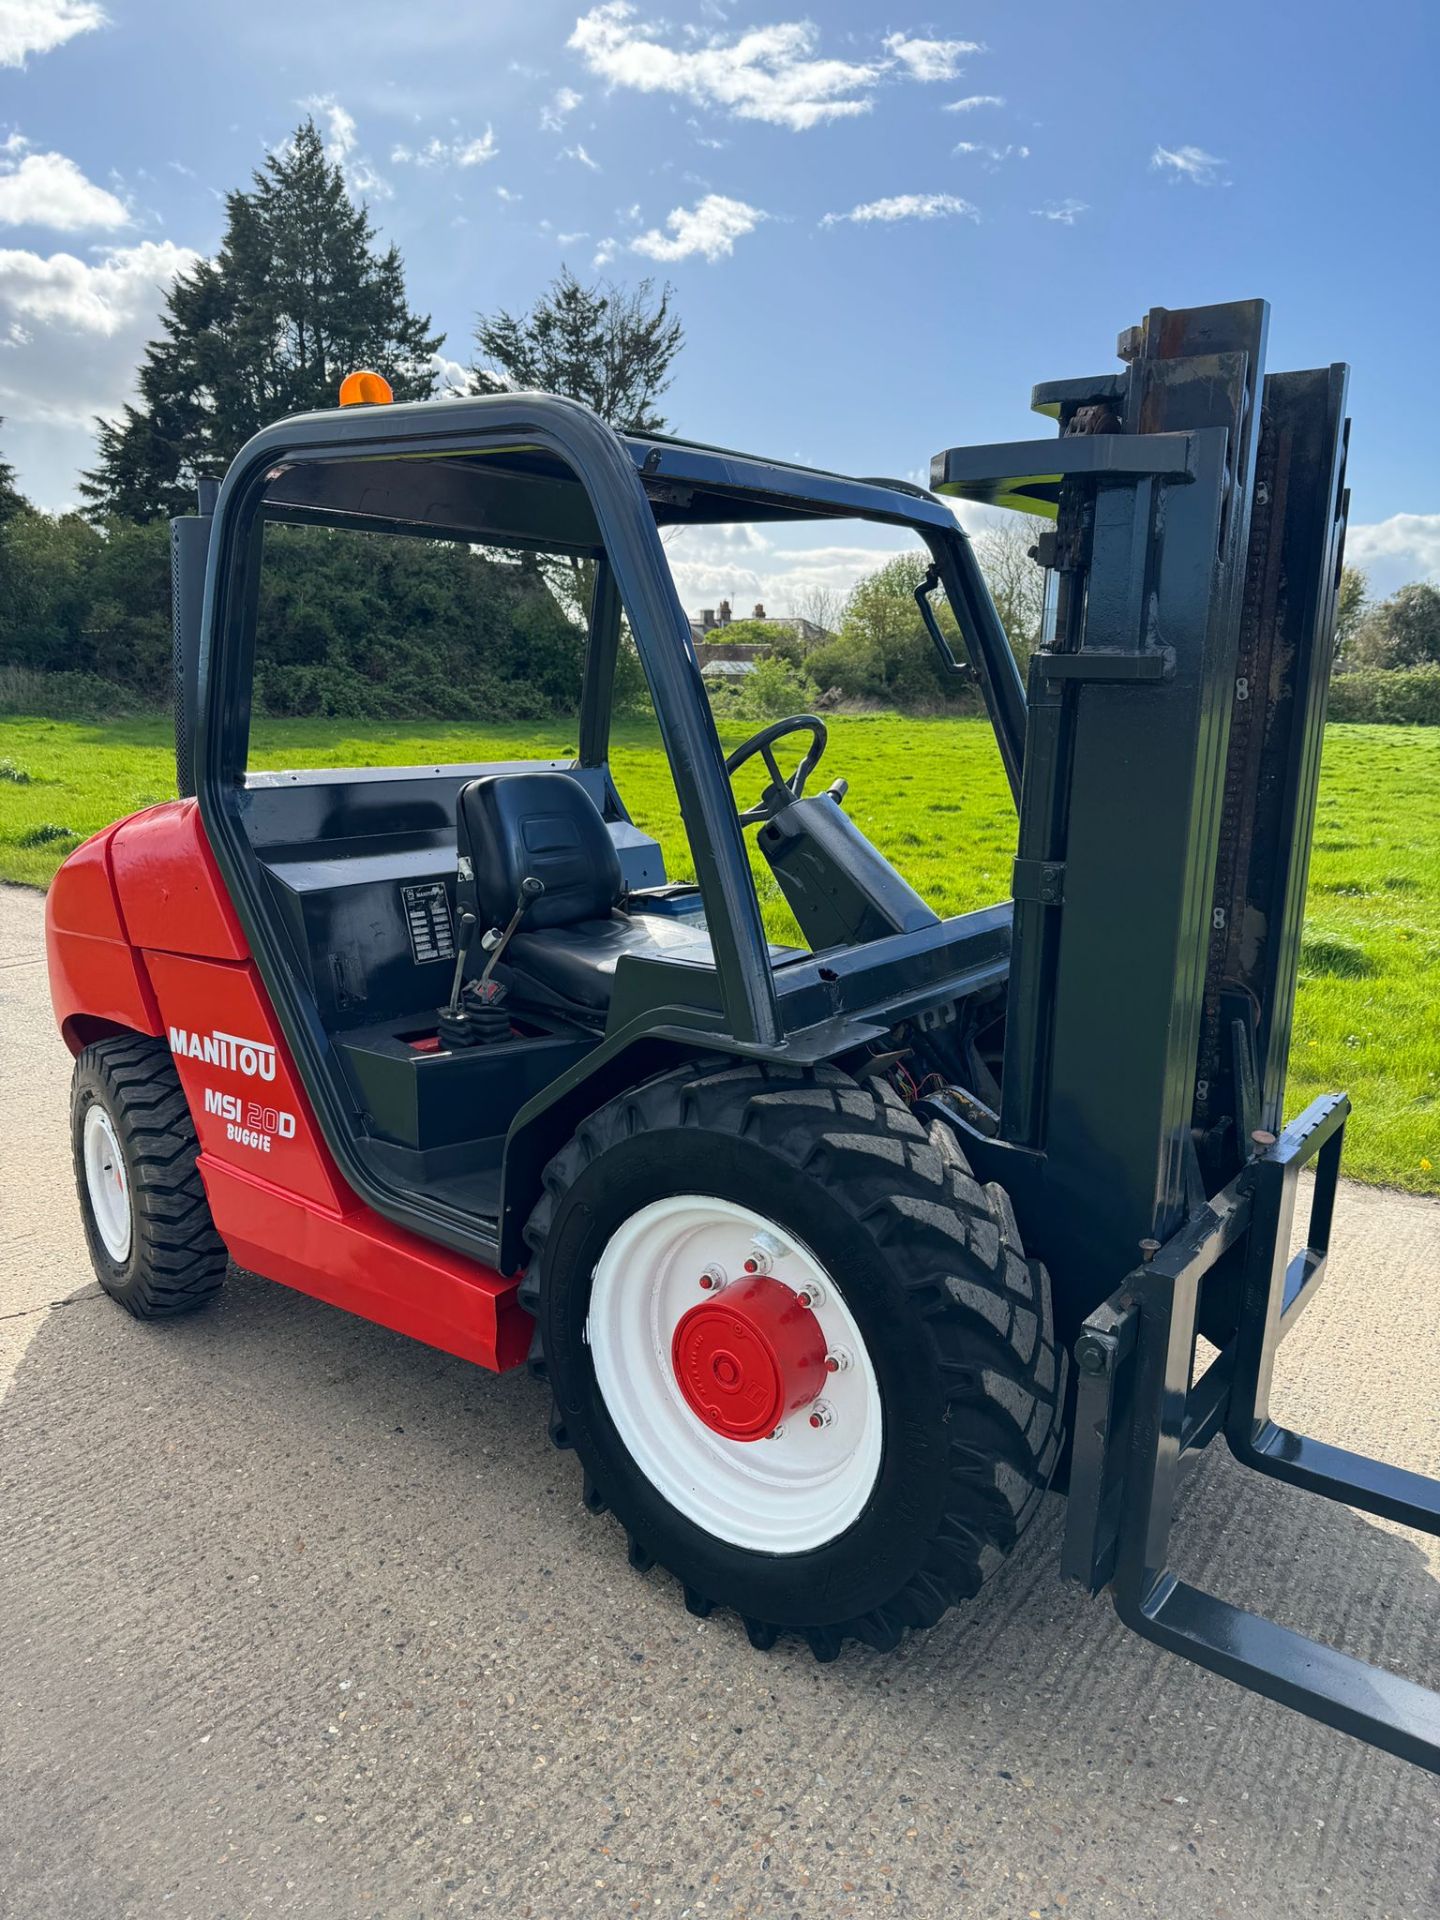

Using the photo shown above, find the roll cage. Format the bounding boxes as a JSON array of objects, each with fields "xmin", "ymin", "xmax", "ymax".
[{"xmin": 191, "ymin": 392, "xmax": 1026, "ymax": 1270}]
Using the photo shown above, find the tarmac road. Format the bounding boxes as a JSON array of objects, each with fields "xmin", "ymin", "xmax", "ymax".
[{"xmin": 1, "ymin": 880, "xmax": 1437, "ymax": 1920}]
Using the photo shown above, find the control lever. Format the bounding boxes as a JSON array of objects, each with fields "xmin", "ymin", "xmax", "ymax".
[
  {"xmin": 477, "ymin": 875, "xmax": 545, "ymax": 991},
  {"xmin": 437, "ymin": 910, "xmax": 479, "ymax": 1049},
  {"xmin": 438, "ymin": 877, "xmax": 544, "ymax": 1049}
]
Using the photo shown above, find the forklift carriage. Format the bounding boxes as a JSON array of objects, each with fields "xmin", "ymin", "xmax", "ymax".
[{"xmin": 47, "ymin": 298, "xmax": 1439, "ymax": 1769}]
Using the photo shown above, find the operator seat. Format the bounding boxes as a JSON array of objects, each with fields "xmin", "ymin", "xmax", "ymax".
[{"xmin": 455, "ymin": 771, "xmax": 794, "ymax": 1017}]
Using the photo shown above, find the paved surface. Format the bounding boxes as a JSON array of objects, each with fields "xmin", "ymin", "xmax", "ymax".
[{"xmin": 1, "ymin": 880, "xmax": 1436, "ymax": 1920}]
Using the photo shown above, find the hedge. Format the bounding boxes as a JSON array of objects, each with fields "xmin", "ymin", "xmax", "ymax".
[{"xmin": 1327, "ymin": 664, "xmax": 1440, "ymax": 725}]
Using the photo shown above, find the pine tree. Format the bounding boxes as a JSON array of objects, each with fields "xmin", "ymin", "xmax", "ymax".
[
  {"xmin": 81, "ymin": 121, "xmax": 443, "ymax": 522},
  {"xmin": 470, "ymin": 268, "xmax": 682, "ymax": 433},
  {"xmin": 0, "ymin": 418, "xmax": 25, "ymax": 527}
]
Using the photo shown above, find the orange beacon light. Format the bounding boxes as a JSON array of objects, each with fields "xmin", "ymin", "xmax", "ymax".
[{"xmin": 338, "ymin": 369, "xmax": 394, "ymax": 407}]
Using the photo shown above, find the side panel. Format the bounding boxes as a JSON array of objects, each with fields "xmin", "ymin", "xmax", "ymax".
[
  {"xmin": 144, "ymin": 947, "xmax": 347, "ymax": 1212},
  {"xmin": 201, "ymin": 1160, "xmax": 531, "ymax": 1374},
  {"xmin": 45, "ymin": 824, "xmax": 164, "ymax": 1051},
  {"xmin": 141, "ymin": 946, "xmax": 528, "ymax": 1372}
]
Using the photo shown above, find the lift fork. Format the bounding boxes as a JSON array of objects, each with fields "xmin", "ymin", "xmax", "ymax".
[{"xmin": 1064, "ymin": 1094, "xmax": 1440, "ymax": 1772}]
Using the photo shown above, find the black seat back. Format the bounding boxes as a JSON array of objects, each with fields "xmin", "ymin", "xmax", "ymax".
[{"xmin": 456, "ymin": 772, "xmax": 623, "ymax": 930}]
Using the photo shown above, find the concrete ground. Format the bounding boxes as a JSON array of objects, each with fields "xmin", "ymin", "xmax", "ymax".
[{"xmin": 1, "ymin": 880, "xmax": 1436, "ymax": 1920}]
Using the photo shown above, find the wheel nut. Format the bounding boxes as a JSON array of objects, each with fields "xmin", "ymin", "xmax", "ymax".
[
  {"xmin": 698, "ymin": 1264, "xmax": 727, "ymax": 1293},
  {"xmin": 807, "ymin": 1400, "xmax": 833, "ymax": 1430},
  {"xmin": 796, "ymin": 1281, "xmax": 826, "ymax": 1310},
  {"xmin": 823, "ymin": 1348, "xmax": 851, "ymax": 1374},
  {"xmin": 767, "ymin": 1425, "xmax": 784, "ymax": 1441},
  {"xmin": 745, "ymin": 1228, "xmax": 789, "ymax": 1277}
]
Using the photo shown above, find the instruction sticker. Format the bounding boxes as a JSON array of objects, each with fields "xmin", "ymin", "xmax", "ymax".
[{"xmin": 400, "ymin": 881, "xmax": 456, "ymax": 965}]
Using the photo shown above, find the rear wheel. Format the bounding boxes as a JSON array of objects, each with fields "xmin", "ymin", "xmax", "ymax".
[
  {"xmin": 71, "ymin": 1034, "xmax": 227, "ymax": 1317},
  {"xmin": 521, "ymin": 1061, "xmax": 1065, "ymax": 1658}
]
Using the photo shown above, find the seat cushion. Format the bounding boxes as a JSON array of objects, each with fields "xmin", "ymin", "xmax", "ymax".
[
  {"xmin": 508, "ymin": 912, "xmax": 803, "ymax": 1013},
  {"xmin": 508, "ymin": 911, "xmax": 717, "ymax": 1011},
  {"xmin": 457, "ymin": 771, "xmax": 622, "ymax": 931}
]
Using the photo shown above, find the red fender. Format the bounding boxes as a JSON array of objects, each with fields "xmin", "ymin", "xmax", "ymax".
[{"xmin": 46, "ymin": 824, "xmax": 164, "ymax": 1053}]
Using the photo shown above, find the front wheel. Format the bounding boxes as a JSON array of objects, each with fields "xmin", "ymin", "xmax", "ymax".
[{"xmin": 521, "ymin": 1062, "xmax": 1066, "ymax": 1658}]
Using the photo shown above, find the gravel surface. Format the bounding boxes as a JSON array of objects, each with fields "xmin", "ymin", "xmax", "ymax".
[{"xmin": 1, "ymin": 881, "xmax": 1436, "ymax": 1919}]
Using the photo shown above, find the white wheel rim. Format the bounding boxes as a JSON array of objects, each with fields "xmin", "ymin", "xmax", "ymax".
[
  {"xmin": 587, "ymin": 1195, "xmax": 883, "ymax": 1553},
  {"xmin": 83, "ymin": 1104, "xmax": 132, "ymax": 1263}
]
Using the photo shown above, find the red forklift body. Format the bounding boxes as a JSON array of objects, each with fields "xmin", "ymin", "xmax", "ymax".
[{"xmin": 47, "ymin": 800, "xmax": 528, "ymax": 1373}]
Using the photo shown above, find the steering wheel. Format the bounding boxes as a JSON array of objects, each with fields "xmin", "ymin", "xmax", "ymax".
[{"xmin": 724, "ymin": 715, "xmax": 828, "ymax": 827}]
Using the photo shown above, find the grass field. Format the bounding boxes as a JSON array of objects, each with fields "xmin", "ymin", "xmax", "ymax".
[{"xmin": 2, "ymin": 710, "xmax": 1435, "ymax": 1195}]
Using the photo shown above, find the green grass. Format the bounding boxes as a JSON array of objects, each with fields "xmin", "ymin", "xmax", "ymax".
[{"xmin": 2, "ymin": 711, "xmax": 1435, "ymax": 1194}]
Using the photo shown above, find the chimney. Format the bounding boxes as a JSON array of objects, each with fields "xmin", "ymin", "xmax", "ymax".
[
  {"xmin": 718, "ymin": 599, "xmax": 731, "ymax": 626},
  {"xmin": 700, "ymin": 608, "xmax": 715, "ymax": 631},
  {"xmin": 752, "ymin": 602, "xmax": 766, "ymax": 620}
]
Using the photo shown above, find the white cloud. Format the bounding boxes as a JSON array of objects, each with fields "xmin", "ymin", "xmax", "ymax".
[
  {"xmin": 0, "ymin": 0, "xmax": 106, "ymax": 66},
  {"xmin": 821, "ymin": 192, "xmax": 978, "ymax": 228},
  {"xmin": 0, "ymin": 236, "xmax": 191, "ymax": 344},
  {"xmin": 953, "ymin": 140, "xmax": 1028, "ymax": 164},
  {"xmin": 0, "ymin": 141, "xmax": 130, "ymax": 230},
  {"xmin": 945, "ymin": 94, "xmax": 1004, "ymax": 113},
  {"xmin": 631, "ymin": 192, "xmax": 765, "ymax": 262},
  {"xmin": 306, "ymin": 92, "xmax": 357, "ymax": 163},
  {"xmin": 0, "ymin": 235, "xmax": 197, "ymax": 506},
  {"xmin": 431, "ymin": 351, "xmax": 469, "ymax": 395},
  {"xmin": 455, "ymin": 132, "xmax": 497, "ymax": 167},
  {"xmin": 569, "ymin": 3, "xmax": 882, "ymax": 131},
  {"xmin": 560, "ymin": 141, "xmax": 601, "ymax": 171},
  {"xmin": 302, "ymin": 93, "xmax": 392, "ymax": 199},
  {"xmin": 541, "ymin": 86, "xmax": 583, "ymax": 132},
  {"xmin": 0, "ymin": 236, "xmax": 194, "ymax": 433},
  {"xmin": 1032, "ymin": 199, "xmax": 1087, "ymax": 225},
  {"xmin": 495, "ymin": 185, "xmax": 522, "ymax": 202},
  {"xmin": 1151, "ymin": 144, "xmax": 1226, "ymax": 185},
  {"xmin": 664, "ymin": 524, "xmax": 916, "ymax": 614},
  {"xmin": 392, "ymin": 128, "xmax": 497, "ymax": 169},
  {"xmin": 882, "ymin": 33, "xmax": 980, "ymax": 83},
  {"xmin": 1346, "ymin": 513, "xmax": 1440, "ymax": 590}
]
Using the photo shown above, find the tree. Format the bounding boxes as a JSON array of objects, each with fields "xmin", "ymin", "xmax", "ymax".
[
  {"xmin": 808, "ymin": 552, "xmax": 969, "ymax": 709},
  {"xmin": 791, "ymin": 582, "xmax": 843, "ymax": 636},
  {"xmin": 470, "ymin": 267, "xmax": 683, "ymax": 434},
  {"xmin": 0, "ymin": 419, "xmax": 24, "ymax": 528},
  {"xmin": 0, "ymin": 509, "xmax": 105, "ymax": 674},
  {"xmin": 1332, "ymin": 565, "xmax": 1368, "ymax": 664},
  {"xmin": 472, "ymin": 267, "xmax": 684, "ymax": 625},
  {"xmin": 1348, "ymin": 581, "xmax": 1440, "ymax": 670},
  {"xmin": 81, "ymin": 121, "xmax": 443, "ymax": 522},
  {"xmin": 971, "ymin": 518, "xmax": 1045, "ymax": 672}
]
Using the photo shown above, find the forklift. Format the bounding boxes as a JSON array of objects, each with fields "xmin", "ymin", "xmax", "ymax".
[{"xmin": 46, "ymin": 298, "xmax": 1439, "ymax": 1769}]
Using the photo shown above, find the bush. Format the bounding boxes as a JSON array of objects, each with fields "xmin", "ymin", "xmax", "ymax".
[
  {"xmin": 0, "ymin": 506, "xmax": 588, "ymax": 722},
  {"xmin": 701, "ymin": 619, "xmax": 803, "ymax": 664},
  {"xmin": 730, "ymin": 654, "xmax": 817, "ymax": 720},
  {"xmin": 0, "ymin": 663, "xmax": 146, "ymax": 718},
  {"xmin": 16, "ymin": 821, "xmax": 77, "ymax": 847},
  {"xmin": 1327, "ymin": 664, "xmax": 1440, "ymax": 725},
  {"xmin": 1345, "ymin": 582, "xmax": 1440, "ymax": 671}
]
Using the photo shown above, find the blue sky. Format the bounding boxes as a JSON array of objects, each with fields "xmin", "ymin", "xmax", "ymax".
[{"xmin": 2, "ymin": 0, "xmax": 1438, "ymax": 611}]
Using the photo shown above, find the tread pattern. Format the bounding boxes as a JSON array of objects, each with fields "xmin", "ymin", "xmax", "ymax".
[
  {"xmin": 520, "ymin": 1060, "xmax": 1066, "ymax": 1659},
  {"xmin": 71, "ymin": 1034, "xmax": 227, "ymax": 1317}
]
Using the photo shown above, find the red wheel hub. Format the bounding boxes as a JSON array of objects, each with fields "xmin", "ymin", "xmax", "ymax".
[{"xmin": 670, "ymin": 1274, "xmax": 827, "ymax": 1442}]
